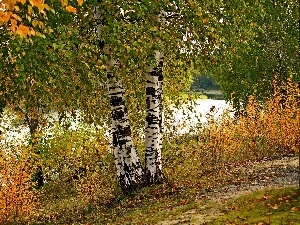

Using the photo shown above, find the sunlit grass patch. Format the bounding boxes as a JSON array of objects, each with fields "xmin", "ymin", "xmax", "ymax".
[{"xmin": 211, "ymin": 187, "xmax": 300, "ymax": 224}]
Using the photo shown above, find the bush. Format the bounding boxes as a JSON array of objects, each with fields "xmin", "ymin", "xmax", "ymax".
[
  {"xmin": 164, "ymin": 78, "xmax": 299, "ymax": 188},
  {"xmin": 0, "ymin": 145, "xmax": 38, "ymax": 224}
]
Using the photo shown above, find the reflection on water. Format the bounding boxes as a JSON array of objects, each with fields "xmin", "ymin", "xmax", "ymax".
[{"xmin": 167, "ymin": 99, "xmax": 233, "ymax": 135}]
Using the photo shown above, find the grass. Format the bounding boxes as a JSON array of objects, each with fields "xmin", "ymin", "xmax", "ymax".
[
  {"xmin": 210, "ymin": 187, "xmax": 300, "ymax": 225},
  {"xmin": 34, "ymin": 184, "xmax": 299, "ymax": 224}
]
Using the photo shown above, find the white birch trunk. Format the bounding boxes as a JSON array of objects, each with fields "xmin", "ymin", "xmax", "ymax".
[
  {"xmin": 94, "ymin": 6, "xmax": 145, "ymax": 192},
  {"xmin": 107, "ymin": 68, "xmax": 144, "ymax": 191},
  {"xmin": 145, "ymin": 51, "xmax": 165, "ymax": 184}
]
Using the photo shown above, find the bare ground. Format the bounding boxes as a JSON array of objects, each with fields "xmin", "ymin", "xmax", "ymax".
[{"xmin": 158, "ymin": 156, "xmax": 299, "ymax": 225}]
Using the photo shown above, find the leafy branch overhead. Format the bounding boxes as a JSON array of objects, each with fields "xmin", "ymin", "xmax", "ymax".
[{"xmin": 0, "ymin": 0, "xmax": 83, "ymax": 37}]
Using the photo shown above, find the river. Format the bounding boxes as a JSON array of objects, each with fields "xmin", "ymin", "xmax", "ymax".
[{"xmin": 0, "ymin": 99, "xmax": 232, "ymax": 145}]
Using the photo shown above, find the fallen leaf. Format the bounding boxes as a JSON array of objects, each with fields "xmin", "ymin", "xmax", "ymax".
[{"xmin": 291, "ymin": 207, "xmax": 298, "ymax": 212}]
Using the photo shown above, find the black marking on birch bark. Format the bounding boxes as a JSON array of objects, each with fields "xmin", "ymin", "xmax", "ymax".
[
  {"xmin": 146, "ymin": 87, "xmax": 156, "ymax": 95},
  {"xmin": 146, "ymin": 115, "xmax": 160, "ymax": 124},
  {"xmin": 106, "ymin": 72, "xmax": 114, "ymax": 79},
  {"xmin": 117, "ymin": 125, "xmax": 131, "ymax": 137},
  {"xmin": 110, "ymin": 96, "xmax": 124, "ymax": 107},
  {"xmin": 112, "ymin": 132, "xmax": 119, "ymax": 148}
]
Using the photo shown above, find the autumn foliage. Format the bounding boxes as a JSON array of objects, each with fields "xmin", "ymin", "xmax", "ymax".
[
  {"xmin": 0, "ymin": 0, "xmax": 81, "ymax": 37},
  {"xmin": 164, "ymin": 78, "xmax": 299, "ymax": 187},
  {"xmin": 202, "ymin": 78, "xmax": 299, "ymax": 159},
  {"xmin": 0, "ymin": 146, "xmax": 38, "ymax": 224},
  {"xmin": 0, "ymin": 79, "xmax": 298, "ymax": 223}
]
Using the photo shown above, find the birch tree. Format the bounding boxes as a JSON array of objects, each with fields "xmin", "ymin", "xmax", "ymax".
[
  {"xmin": 94, "ymin": 6, "xmax": 145, "ymax": 192},
  {"xmin": 92, "ymin": 0, "xmax": 224, "ymax": 192},
  {"xmin": 1, "ymin": 0, "xmax": 250, "ymax": 192}
]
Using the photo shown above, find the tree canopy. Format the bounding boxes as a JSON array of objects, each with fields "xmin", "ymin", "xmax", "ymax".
[
  {"xmin": 211, "ymin": 0, "xmax": 299, "ymax": 110},
  {"xmin": 1, "ymin": 0, "xmax": 234, "ymax": 131},
  {"xmin": 0, "ymin": 1, "xmax": 110, "ymax": 125}
]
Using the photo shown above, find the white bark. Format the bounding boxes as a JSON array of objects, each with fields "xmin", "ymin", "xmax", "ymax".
[
  {"xmin": 94, "ymin": 6, "xmax": 144, "ymax": 192},
  {"xmin": 144, "ymin": 9, "xmax": 167, "ymax": 184},
  {"xmin": 107, "ymin": 71, "xmax": 144, "ymax": 191},
  {"xmin": 145, "ymin": 51, "xmax": 165, "ymax": 183}
]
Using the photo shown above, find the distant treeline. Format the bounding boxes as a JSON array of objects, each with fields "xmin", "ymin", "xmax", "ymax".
[{"xmin": 190, "ymin": 75, "xmax": 220, "ymax": 91}]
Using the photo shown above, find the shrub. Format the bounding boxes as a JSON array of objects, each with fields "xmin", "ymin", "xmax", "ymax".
[
  {"xmin": 164, "ymin": 78, "xmax": 299, "ymax": 188},
  {"xmin": 0, "ymin": 145, "xmax": 38, "ymax": 224}
]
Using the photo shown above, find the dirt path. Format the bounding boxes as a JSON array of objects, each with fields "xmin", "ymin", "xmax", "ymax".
[{"xmin": 158, "ymin": 156, "xmax": 299, "ymax": 225}]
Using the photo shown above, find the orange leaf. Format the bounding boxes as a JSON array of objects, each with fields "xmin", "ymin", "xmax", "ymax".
[
  {"xmin": 10, "ymin": 19, "xmax": 18, "ymax": 32},
  {"xmin": 1, "ymin": 12, "xmax": 13, "ymax": 23},
  {"xmin": 16, "ymin": 24, "xmax": 30, "ymax": 37},
  {"xmin": 12, "ymin": 13, "xmax": 22, "ymax": 21},
  {"xmin": 66, "ymin": 5, "xmax": 77, "ymax": 13},
  {"xmin": 291, "ymin": 207, "xmax": 298, "ymax": 212},
  {"xmin": 78, "ymin": 0, "xmax": 83, "ymax": 6}
]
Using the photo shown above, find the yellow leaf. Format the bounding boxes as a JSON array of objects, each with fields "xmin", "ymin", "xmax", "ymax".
[
  {"xmin": 36, "ymin": 31, "xmax": 45, "ymax": 38},
  {"xmin": 30, "ymin": 0, "xmax": 46, "ymax": 12},
  {"xmin": 196, "ymin": 11, "xmax": 202, "ymax": 17},
  {"xmin": 202, "ymin": 18, "xmax": 207, "ymax": 23},
  {"xmin": 18, "ymin": 0, "xmax": 26, "ymax": 4},
  {"xmin": 28, "ymin": 5, "xmax": 33, "ymax": 15},
  {"xmin": 14, "ymin": 5, "xmax": 20, "ymax": 11},
  {"xmin": 78, "ymin": 0, "xmax": 83, "ymax": 6},
  {"xmin": 32, "ymin": 19, "xmax": 38, "ymax": 27},
  {"xmin": 26, "ymin": 14, "xmax": 31, "ymax": 22},
  {"xmin": 66, "ymin": 5, "xmax": 77, "ymax": 13},
  {"xmin": 60, "ymin": 0, "xmax": 68, "ymax": 7},
  {"xmin": 150, "ymin": 26, "xmax": 158, "ymax": 32},
  {"xmin": 124, "ymin": 44, "xmax": 130, "ymax": 50},
  {"xmin": 257, "ymin": 222, "xmax": 264, "ymax": 225},
  {"xmin": 44, "ymin": 4, "xmax": 50, "ymax": 10},
  {"xmin": 30, "ymin": 29, "xmax": 36, "ymax": 36}
]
